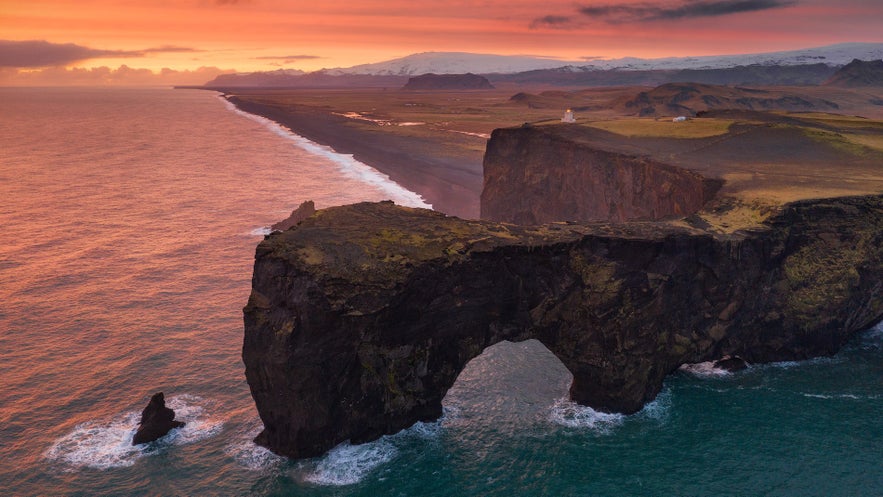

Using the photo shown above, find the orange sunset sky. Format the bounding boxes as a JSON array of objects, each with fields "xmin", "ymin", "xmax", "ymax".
[{"xmin": 1, "ymin": 0, "xmax": 882, "ymax": 85}]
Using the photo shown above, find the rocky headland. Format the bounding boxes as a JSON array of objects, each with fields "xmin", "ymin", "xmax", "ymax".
[
  {"xmin": 244, "ymin": 194, "xmax": 882, "ymax": 459},
  {"xmin": 235, "ymin": 89, "xmax": 883, "ymax": 460}
]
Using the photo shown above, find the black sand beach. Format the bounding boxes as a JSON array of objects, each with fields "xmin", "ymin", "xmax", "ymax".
[{"xmin": 225, "ymin": 94, "xmax": 484, "ymax": 219}]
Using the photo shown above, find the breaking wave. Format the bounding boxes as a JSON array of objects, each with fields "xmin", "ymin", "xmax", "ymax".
[
  {"xmin": 220, "ymin": 96, "xmax": 431, "ymax": 210},
  {"xmin": 44, "ymin": 394, "xmax": 222, "ymax": 471},
  {"xmin": 548, "ymin": 398, "xmax": 625, "ymax": 433},
  {"xmin": 299, "ymin": 440, "xmax": 398, "ymax": 486}
]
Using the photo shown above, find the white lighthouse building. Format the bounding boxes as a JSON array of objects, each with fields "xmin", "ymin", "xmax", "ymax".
[{"xmin": 562, "ymin": 109, "xmax": 576, "ymax": 123}]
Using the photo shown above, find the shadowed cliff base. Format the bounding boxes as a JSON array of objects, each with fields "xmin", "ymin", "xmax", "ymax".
[{"xmin": 243, "ymin": 197, "xmax": 883, "ymax": 459}]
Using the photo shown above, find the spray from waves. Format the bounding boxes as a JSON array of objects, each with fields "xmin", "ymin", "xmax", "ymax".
[
  {"xmin": 678, "ymin": 361, "xmax": 733, "ymax": 377},
  {"xmin": 291, "ymin": 417, "xmax": 446, "ymax": 486},
  {"xmin": 44, "ymin": 394, "xmax": 222, "ymax": 471},
  {"xmin": 218, "ymin": 96, "xmax": 432, "ymax": 211},
  {"xmin": 548, "ymin": 387, "xmax": 672, "ymax": 431},
  {"xmin": 297, "ymin": 439, "xmax": 398, "ymax": 486},
  {"xmin": 248, "ymin": 227, "xmax": 272, "ymax": 237},
  {"xmin": 548, "ymin": 398, "xmax": 624, "ymax": 433},
  {"xmin": 224, "ymin": 417, "xmax": 286, "ymax": 472},
  {"xmin": 635, "ymin": 388, "xmax": 672, "ymax": 422}
]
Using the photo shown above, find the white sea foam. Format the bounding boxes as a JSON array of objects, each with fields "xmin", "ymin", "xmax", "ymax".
[
  {"xmin": 300, "ymin": 439, "xmax": 397, "ymax": 486},
  {"xmin": 44, "ymin": 411, "xmax": 143, "ymax": 470},
  {"xmin": 220, "ymin": 96, "xmax": 431, "ymax": 210},
  {"xmin": 637, "ymin": 389, "xmax": 672, "ymax": 421},
  {"xmin": 678, "ymin": 361, "xmax": 732, "ymax": 377},
  {"xmin": 397, "ymin": 122, "xmax": 425, "ymax": 126},
  {"xmin": 292, "ymin": 416, "xmax": 446, "ymax": 486},
  {"xmin": 249, "ymin": 227, "xmax": 272, "ymax": 237},
  {"xmin": 44, "ymin": 394, "xmax": 221, "ymax": 471},
  {"xmin": 548, "ymin": 398, "xmax": 624, "ymax": 433},
  {"xmin": 224, "ymin": 419, "xmax": 286, "ymax": 472},
  {"xmin": 801, "ymin": 393, "xmax": 874, "ymax": 400}
]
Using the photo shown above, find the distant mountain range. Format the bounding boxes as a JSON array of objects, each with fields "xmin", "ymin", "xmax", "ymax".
[
  {"xmin": 203, "ymin": 43, "xmax": 883, "ymax": 88},
  {"xmin": 324, "ymin": 43, "xmax": 883, "ymax": 75}
]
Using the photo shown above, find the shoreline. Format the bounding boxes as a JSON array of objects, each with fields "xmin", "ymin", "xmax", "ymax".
[{"xmin": 220, "ymin": 93, "xmax": 484, "ymax": 219}]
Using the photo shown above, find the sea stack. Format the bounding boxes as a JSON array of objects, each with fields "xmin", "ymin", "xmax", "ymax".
[{"xmin": 132, "ymin": 392, "xmax": 185, "ymax": 445}]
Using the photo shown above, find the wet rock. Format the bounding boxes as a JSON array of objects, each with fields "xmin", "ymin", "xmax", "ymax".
[{"xmin": 132, "ymin": 392, "xmax": 185, "ymax": 445}]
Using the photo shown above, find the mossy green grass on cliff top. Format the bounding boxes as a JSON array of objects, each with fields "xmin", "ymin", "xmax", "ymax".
[{"xmin": 581, "ymin": 118, "xmax": 735, "ymax": 139}]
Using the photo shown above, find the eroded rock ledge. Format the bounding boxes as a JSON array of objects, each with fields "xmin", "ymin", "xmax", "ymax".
[{"xmin": 243, "ymin": 196, "xmax": 883, "ymax": 459}]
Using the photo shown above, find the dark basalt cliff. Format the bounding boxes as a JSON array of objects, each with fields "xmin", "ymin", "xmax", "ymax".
[
  {"xmin": 243, "ymin": 197, "xmax": 883, "ymax": 459},
  {"xmin": 481, "ymin": 125, "xmax": 722, "ymax": 224}
]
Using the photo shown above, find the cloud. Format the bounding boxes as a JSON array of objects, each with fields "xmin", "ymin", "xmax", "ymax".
[
  {"xmin": 529, "ymin": 15, "xmax": 578, "ymax": 29},
  {"xmin": 0, "ymin": 64, "xmax": 234, "ymax": 86},
  {"xmin": 578, "ymin": 0, "xmax": 797, "ymax": 24},
  {"xmin": 254, "ymin": 54, "xmax": 322, "ymax": 60},
  {"xmin": 0, "ymin": 40, "xmax": 203, "ymax": 68},
  {"xmin": 0, "ymin": 40, "xmax": 138, "ymax": 68},
  {"xmin": 142, "ymin": 45, "xmax": 202, "ymax": 54}
]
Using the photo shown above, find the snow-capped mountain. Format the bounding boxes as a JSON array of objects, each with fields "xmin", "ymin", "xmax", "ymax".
[
  {"xmin": 321, "ymin": 52, "xmax": 586, "ymax": 76},
  {"xmin": 324, "ymin": 43, "xmax": 883, "ymax": 76},
  {"xmin": 581, "ymin": 43, "xmax": 883, "ymax": 71}
]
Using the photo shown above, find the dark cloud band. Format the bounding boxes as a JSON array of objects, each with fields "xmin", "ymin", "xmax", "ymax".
[
  {"xmin": 0, "ymin": 40, "xmax": 199, "ymax": 68},
  {"xmin": 579, "ymin": 0, "xmax": 797, "ymax": 23}
]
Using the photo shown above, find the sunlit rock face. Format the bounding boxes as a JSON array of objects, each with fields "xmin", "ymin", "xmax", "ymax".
[
  {"xmin": 243, "ymin": 197, "xmax": 883, "ymax": 459},
  {"xmin": 480, "ymin": 125, "xmax": 722, "ymax": 224}
]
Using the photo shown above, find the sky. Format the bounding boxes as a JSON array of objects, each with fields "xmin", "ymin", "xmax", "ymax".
[{"xmin": 1, "ymin": 0, "xmax": 882, "ymax": 85}]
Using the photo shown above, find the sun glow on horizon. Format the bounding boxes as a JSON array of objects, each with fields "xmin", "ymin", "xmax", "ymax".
[{"xmin": 2, "ymin": 0, "xmax": 882, "ymax": 85}]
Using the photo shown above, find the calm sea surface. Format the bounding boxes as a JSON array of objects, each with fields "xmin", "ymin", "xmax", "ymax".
[{"xmin": 0, "ymin": 87, "xmax": 880, "ymax": 496}]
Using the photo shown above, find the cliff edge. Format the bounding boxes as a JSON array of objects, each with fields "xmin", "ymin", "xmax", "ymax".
[{"xmin": 243, "ymin": 197, "xmax": 883, "ymax": 459}]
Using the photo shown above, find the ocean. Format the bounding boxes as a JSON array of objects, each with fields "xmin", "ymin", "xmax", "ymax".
[{"xmin": 0, "ymin": 87, "xmax": 880, "ymax": 496}]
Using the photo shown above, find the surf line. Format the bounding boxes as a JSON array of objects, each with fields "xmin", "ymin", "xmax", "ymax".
[{"xmin": 217, "ymin": 94, "xmax": 432, "ymax": 210}]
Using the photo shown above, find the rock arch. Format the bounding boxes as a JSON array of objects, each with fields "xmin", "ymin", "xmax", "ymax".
[{"xmin": 243, "ymin": 199, "xmax": 883, "ymax": 459}]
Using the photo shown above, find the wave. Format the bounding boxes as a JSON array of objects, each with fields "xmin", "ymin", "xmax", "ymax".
[
  {"xmin": 548, "ymin": 398, "xmax": 624, "ymax": 433},
  {"xmin": 219, "ymin": 96, "xmax": 432, "ymax": 210},
  {"xmin": 678, "ymin": 361, "xmax": 733, "ymax": 377},
  {"xmin": 44, "ymin": 394, "xmax": 222, "ymax": 471},
  {"xmin": 801, "ymin": 392, "xmax": 879, "ymax": 400},
  {"xmin": 299, "ymin": 440, "xmax": 398, "ymax": 486},
  {"xmin": 248, "ymin": 227, "xmax": 272, "ymax": 237},
  {"xmin": 292, "ymin": 415, "xmax": 446, "ymax": 486},
  {"xmin": 224, "ymin": 418, "xmax": 286, "ymax": 472}
]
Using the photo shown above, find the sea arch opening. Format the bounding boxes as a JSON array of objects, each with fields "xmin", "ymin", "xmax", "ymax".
[{"xmin": 440, "ymin": 339, "xmax": 573, "ymax": 428}]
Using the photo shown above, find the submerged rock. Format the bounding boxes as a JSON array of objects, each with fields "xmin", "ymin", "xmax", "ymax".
[
  {"xmin": 243, "ymin": 196, "xmax": 883, "ymax": 459},
  {"xmin": 132, "ymin": 392, "xmax": 185, "ymax": 445}
]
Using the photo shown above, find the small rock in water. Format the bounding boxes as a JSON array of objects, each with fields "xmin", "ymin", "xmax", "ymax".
[
  {"xmin": 132, "ymin": 392, "xmax": 185, "ymax": 445},
  {"xmin": 714, "ymin": 356, "xmax": 748, "ymax": 372}
]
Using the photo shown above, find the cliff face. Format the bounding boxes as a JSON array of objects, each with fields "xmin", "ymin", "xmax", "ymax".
[
  {"xmin": 481, "ymin": 126, "xmax": 722, "ymax": 224},
  {"xmin": 243, "ymin": 197, "xmax": 883, "ymax": 459}
]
